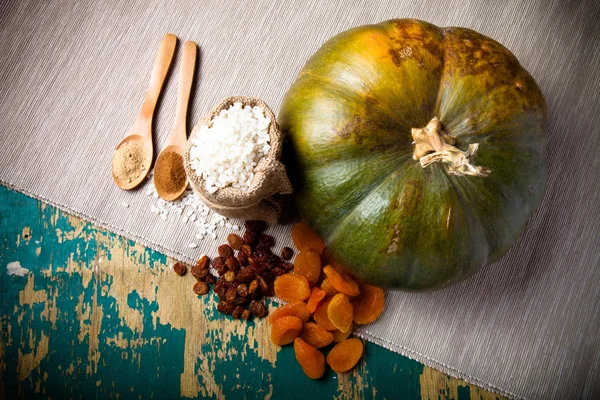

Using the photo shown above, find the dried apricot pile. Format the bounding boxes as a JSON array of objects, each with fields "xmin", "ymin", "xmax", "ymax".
[
  {"xmin": 172, "ymin": 219, "xmax": 385, "ymax": 381},
  {"xmin": 269, "ymin": 221, "xmax": 386, "ymax": 379}
]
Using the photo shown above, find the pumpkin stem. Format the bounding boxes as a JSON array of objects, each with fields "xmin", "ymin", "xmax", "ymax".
[{"xmin": 411, "ymin": 117, "xmax": 490, "ymax": 177}]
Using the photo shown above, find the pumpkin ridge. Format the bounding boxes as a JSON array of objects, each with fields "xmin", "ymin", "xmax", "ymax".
[
  {"xmin": 311, "ymin": 154, "xmax": 412, "ymax": 244},
  {"xmin": 298, "ymin": 68, "xmax": 413, "ymax": 136},
  {"xmin": 324, "ymin": 165, "xmax": 411, "ymax": 246}
]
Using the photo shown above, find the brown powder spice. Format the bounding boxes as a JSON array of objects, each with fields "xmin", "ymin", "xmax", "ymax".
[{"xmin": 154, "ymin": 151, "xmax": 186, "ymax": 193}]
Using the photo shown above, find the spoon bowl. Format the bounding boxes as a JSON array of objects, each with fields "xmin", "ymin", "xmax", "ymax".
[{"xmin": 112, "ymin": 135, "xmax": 153, "ymax": 190}]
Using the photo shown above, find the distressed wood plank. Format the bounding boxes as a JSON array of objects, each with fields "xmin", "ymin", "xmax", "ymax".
[{"xmin": 0, "ymin": 186, "xmax": 504, "ymax": 399}]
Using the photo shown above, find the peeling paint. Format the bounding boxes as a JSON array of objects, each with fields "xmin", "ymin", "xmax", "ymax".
[
  {"xmin": 18, "ymin": 275, "xmax": 47, "ymax": 305},
  {"xmin": 17, "ymin": 332, "xmax": 49, "ymax": 380},
  {"xmin": 0, "ymin": 186, "xmax": 504, "ymax": 399},
  {"xmin": 7, "ymin": 261, "xmax": 29, "ymax": 277}
]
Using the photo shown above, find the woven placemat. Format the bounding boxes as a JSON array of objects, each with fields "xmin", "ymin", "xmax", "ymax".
[{"xmin": 0, "ymin": 1, "xmax": 599, "ymax": 398}]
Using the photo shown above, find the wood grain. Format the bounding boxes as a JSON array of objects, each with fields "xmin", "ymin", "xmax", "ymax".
[{"xmin": 0, "ymin": 186, "xmax": 504, "ymax": 399}]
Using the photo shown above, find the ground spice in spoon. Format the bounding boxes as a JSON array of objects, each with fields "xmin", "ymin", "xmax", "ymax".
[
  {"xmin": 154, "ymin": 151, "xmax": 187, "ymax": 195},
  {"xmin": 113, "ymin": 140, "xmax": 150, "ymax": 184}
]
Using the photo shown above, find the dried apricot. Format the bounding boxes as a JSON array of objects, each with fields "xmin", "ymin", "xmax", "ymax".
[
  {"xmin": 312, "ymin": 298, "xmax": 336, "ymax": 331},
  {"xmin": 293, "ymin": 250, "xmax": 321, "ymax": 286},
  {"xmin": 270, "ymin": 316, "xmax": 303, "ymax": 346},
  {"xmin": 294, "ymin": 338, "xmax": 325, "ymax": 379},
  {"xmin": 306, "ymin": 287, "xmax": 326, "ymax": 314},
  {"xmin": 326, "ymin": 338, "xmax": 364, "ymax": 373},
  {"xmin": 327, "ymin": 293, "xmax": 353, "ymax": 333},
  {"xmin": 292, "ymin": 222, "xmax": 326, "ymax": 254},
  {"xmin": 268, "ymin": 301, "xmax": 310, "ymax": 324},
  {"xmin": 351, "ymin": 284, "xmax": 385, "ymax": 324},
  {"xmin": 274, "ymin": 274, "xmax": 311, "ymax": 302},
  {"xmin": 320, "ymin": 278, "xmax": 340, "ymax": 296},
  {"xmin": 323, "ymin": 265, "xmax": 360, "ymax": 297},
  {"xmin": 300, "ymin": 322, "xmax": 334, "ymax": 348},
  {"xmin": 331, "ymin": 329, "xmax": 352, "ymax": 342}
]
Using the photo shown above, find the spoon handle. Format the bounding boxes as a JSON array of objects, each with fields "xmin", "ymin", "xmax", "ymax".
[
  {"xmin": 133, "ymin": 33, "xmax": 177, "ymax": 136},
  {"xmin": 171, "ymin": 41, "xmax": 197, "ymax": 144}
]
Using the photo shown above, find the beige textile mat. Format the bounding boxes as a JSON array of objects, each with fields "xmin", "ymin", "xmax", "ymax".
[{"xmin": 1, "ymin": 1, "xmax": 599, "ymax": 398}]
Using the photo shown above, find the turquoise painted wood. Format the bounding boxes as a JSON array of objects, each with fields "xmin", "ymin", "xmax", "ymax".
[{"xmin": 0, "ymin": 185, "xmax": 501, "ymax": 399}]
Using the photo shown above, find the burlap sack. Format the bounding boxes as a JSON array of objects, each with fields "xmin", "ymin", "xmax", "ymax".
[{"xmin": 183, "ymin": 96, "xmax": 293, "ymax": 224}]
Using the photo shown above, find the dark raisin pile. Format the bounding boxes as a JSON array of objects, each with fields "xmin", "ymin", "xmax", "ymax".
[{"xmin": 176, "ymin": 220, "xmax": 294, "ymax": 320}]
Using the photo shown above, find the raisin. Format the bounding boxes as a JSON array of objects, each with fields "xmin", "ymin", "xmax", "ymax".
[
  {"xmin": 280, "ymin": 261, "xmax": 294, "ymax": 272},
  {"xmin": 240, "ymin": 245, "xmax": 253, "ymax": 256},
  {"xmin": 191, "ymin": 265, "xmax": 209, "ymax": 280},
  {"xmin": 293, "ymin": 250, "xmax": 321, "ymax": 286},
  {"xmin": 251, "ymin": 263, "xmax": 268, "ymax": 278},
  {"xmin": 270, "ymin": 316, "xmax": 303, "ymax": 346},
  {"xmin": 237, "ymin": 251, "xmax": 249, "ymax": 267},
  {"xmin": 268, "ymin": 301, "xmax": 310, "ymax": 324},
  {"xmin": 217, "ymin": 301, "xmax": 234, "ymax": 315},
  {"xmin": 232, "ymin": 305, "xmax": 244, "ymax": 319},
  {"xmin": 253, "ymin": 249, "xmax": 270, "ymax": 262},
  {"xmin": 224, "ymin": 271, "xmax": 236, "ymax": 283},
  {"xmin": 268, "ymin": 253, "xmax": 281, "ymax": 265},
  {"xmin": 193, "ymin": 281, "xmax": 210, "ymax": 295},
  {"xmin": 258, "ymin": 234, "xmax": 275, "ymax": 248},
  {"xmin": 306, "ymin": 287, "xmax": 326, "ymax": 314},
  {"xmin": 243, "ymin": 230, "xmax": 257, "ymax": 245},
  {"xmin": 281, "ymin": 247, "xmax": 294, "ymax": 261},
  {"xmin": 173, "ymin": 262, "xmax": 187, "ymax": 276},
  {"xmin": 271, "ymin": 267, "xmax": 285, "ymax": 277},
  {"xmin": 225, "ymin": 287, "xmax": 237, "ymax": 303},
  {"xmin": 237, "ymin": 283, "xmax": 249, "ymax": 297},
  {"xmin": 323, "ymin": 265, "xmax": 360, "ymax": 297},
  {"xmin": 351, "ymin": 284, "xmax": 385, "ymax": 324},
  {"xmin": 217, "ymin": 265, "xmax": 229, "ymax": 277},
  {"xmin": 205, "ymin": 274, "xmax": 217, "ymax": 284},
  {"xmin": 218, "ymin": 244, "xmax": 234, "ymax": 258},
  {"xmin": 291, "ymin": 222, "xmax": 326, "ymax": 254},
  {"xmin": 236, "ymin": 267, "xmax": 256, "ymax": 283},
  {"xmin": 249, "ymin": 300, "xmax": 268, "ymax": 318},
  {"xmin": 300, "ymin": 322, "xmax": 334, "ymax": 348},
  {"xmin": 326, "ymin": 338, "xmax": 363, "ymax": 373},
  {"xmin": 196, "ymin": 255, "xmax": 210, "ymax": 269},
  {"xmin": 233, "ymin": 296, "xmax": 249, "ymax": 306},
  {"xmin": 214, "ymin": 278, "xmax": 226, "ymax": 297},
  {"xmin": 331, "ymin": 329, "xmax": 352, "ymax": 343},
  {"xmin": 257, "ymin": 276, "xmax": 270, "ymax": 293},
  {"xmin": 211, "ymin": 256, "xmax": 225, "ymax": 269},
  {"xmin": 226, "ymin": 256, "xmax": 240, "ymax": 272},
  {"xmin": 227, "ymin": 233, "xmax": 244, "ymax": 250},
  {"xmin": 241, "ymin": 309, "xmax": 251, "ymax": 320},
  {"xmin": 244, "ymin": 220, "xmax": 267, "ymax": 233},
  {"xmin": 294, "ymin": 338, "xmax": 326, "ymax": 379},
  {"xmin": 313, "ymin": 298, "xmax": 336, "ymax": 331},
  {"xmin": 248, "ymin": 279, "xmax": 259, "ymax": 295},
  {"xmin": 327, "ymin": 293, "xmax": 353, "ymax": 333},
  {"xmin": 274, "ymin": 274, "xmax": 311, "ymax": 302}
]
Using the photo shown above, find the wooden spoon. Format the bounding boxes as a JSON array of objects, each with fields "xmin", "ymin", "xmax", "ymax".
[
  {"xmin": 112, "ymin": 33, "xmax": 177, "ymax": 190},
  {"xmin": 154, "ymin": 41, "xmax": 197, "ymax": 201}
]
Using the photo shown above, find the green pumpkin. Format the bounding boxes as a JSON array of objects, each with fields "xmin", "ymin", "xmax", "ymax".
[{"xmin": 279, "ymin": 19, "xmax": 547, "ymax": 291}]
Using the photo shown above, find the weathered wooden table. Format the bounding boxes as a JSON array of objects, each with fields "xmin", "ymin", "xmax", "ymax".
[{"xmin": 0, "ymin": 186, "xmax": 503, "ymax": 399}]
